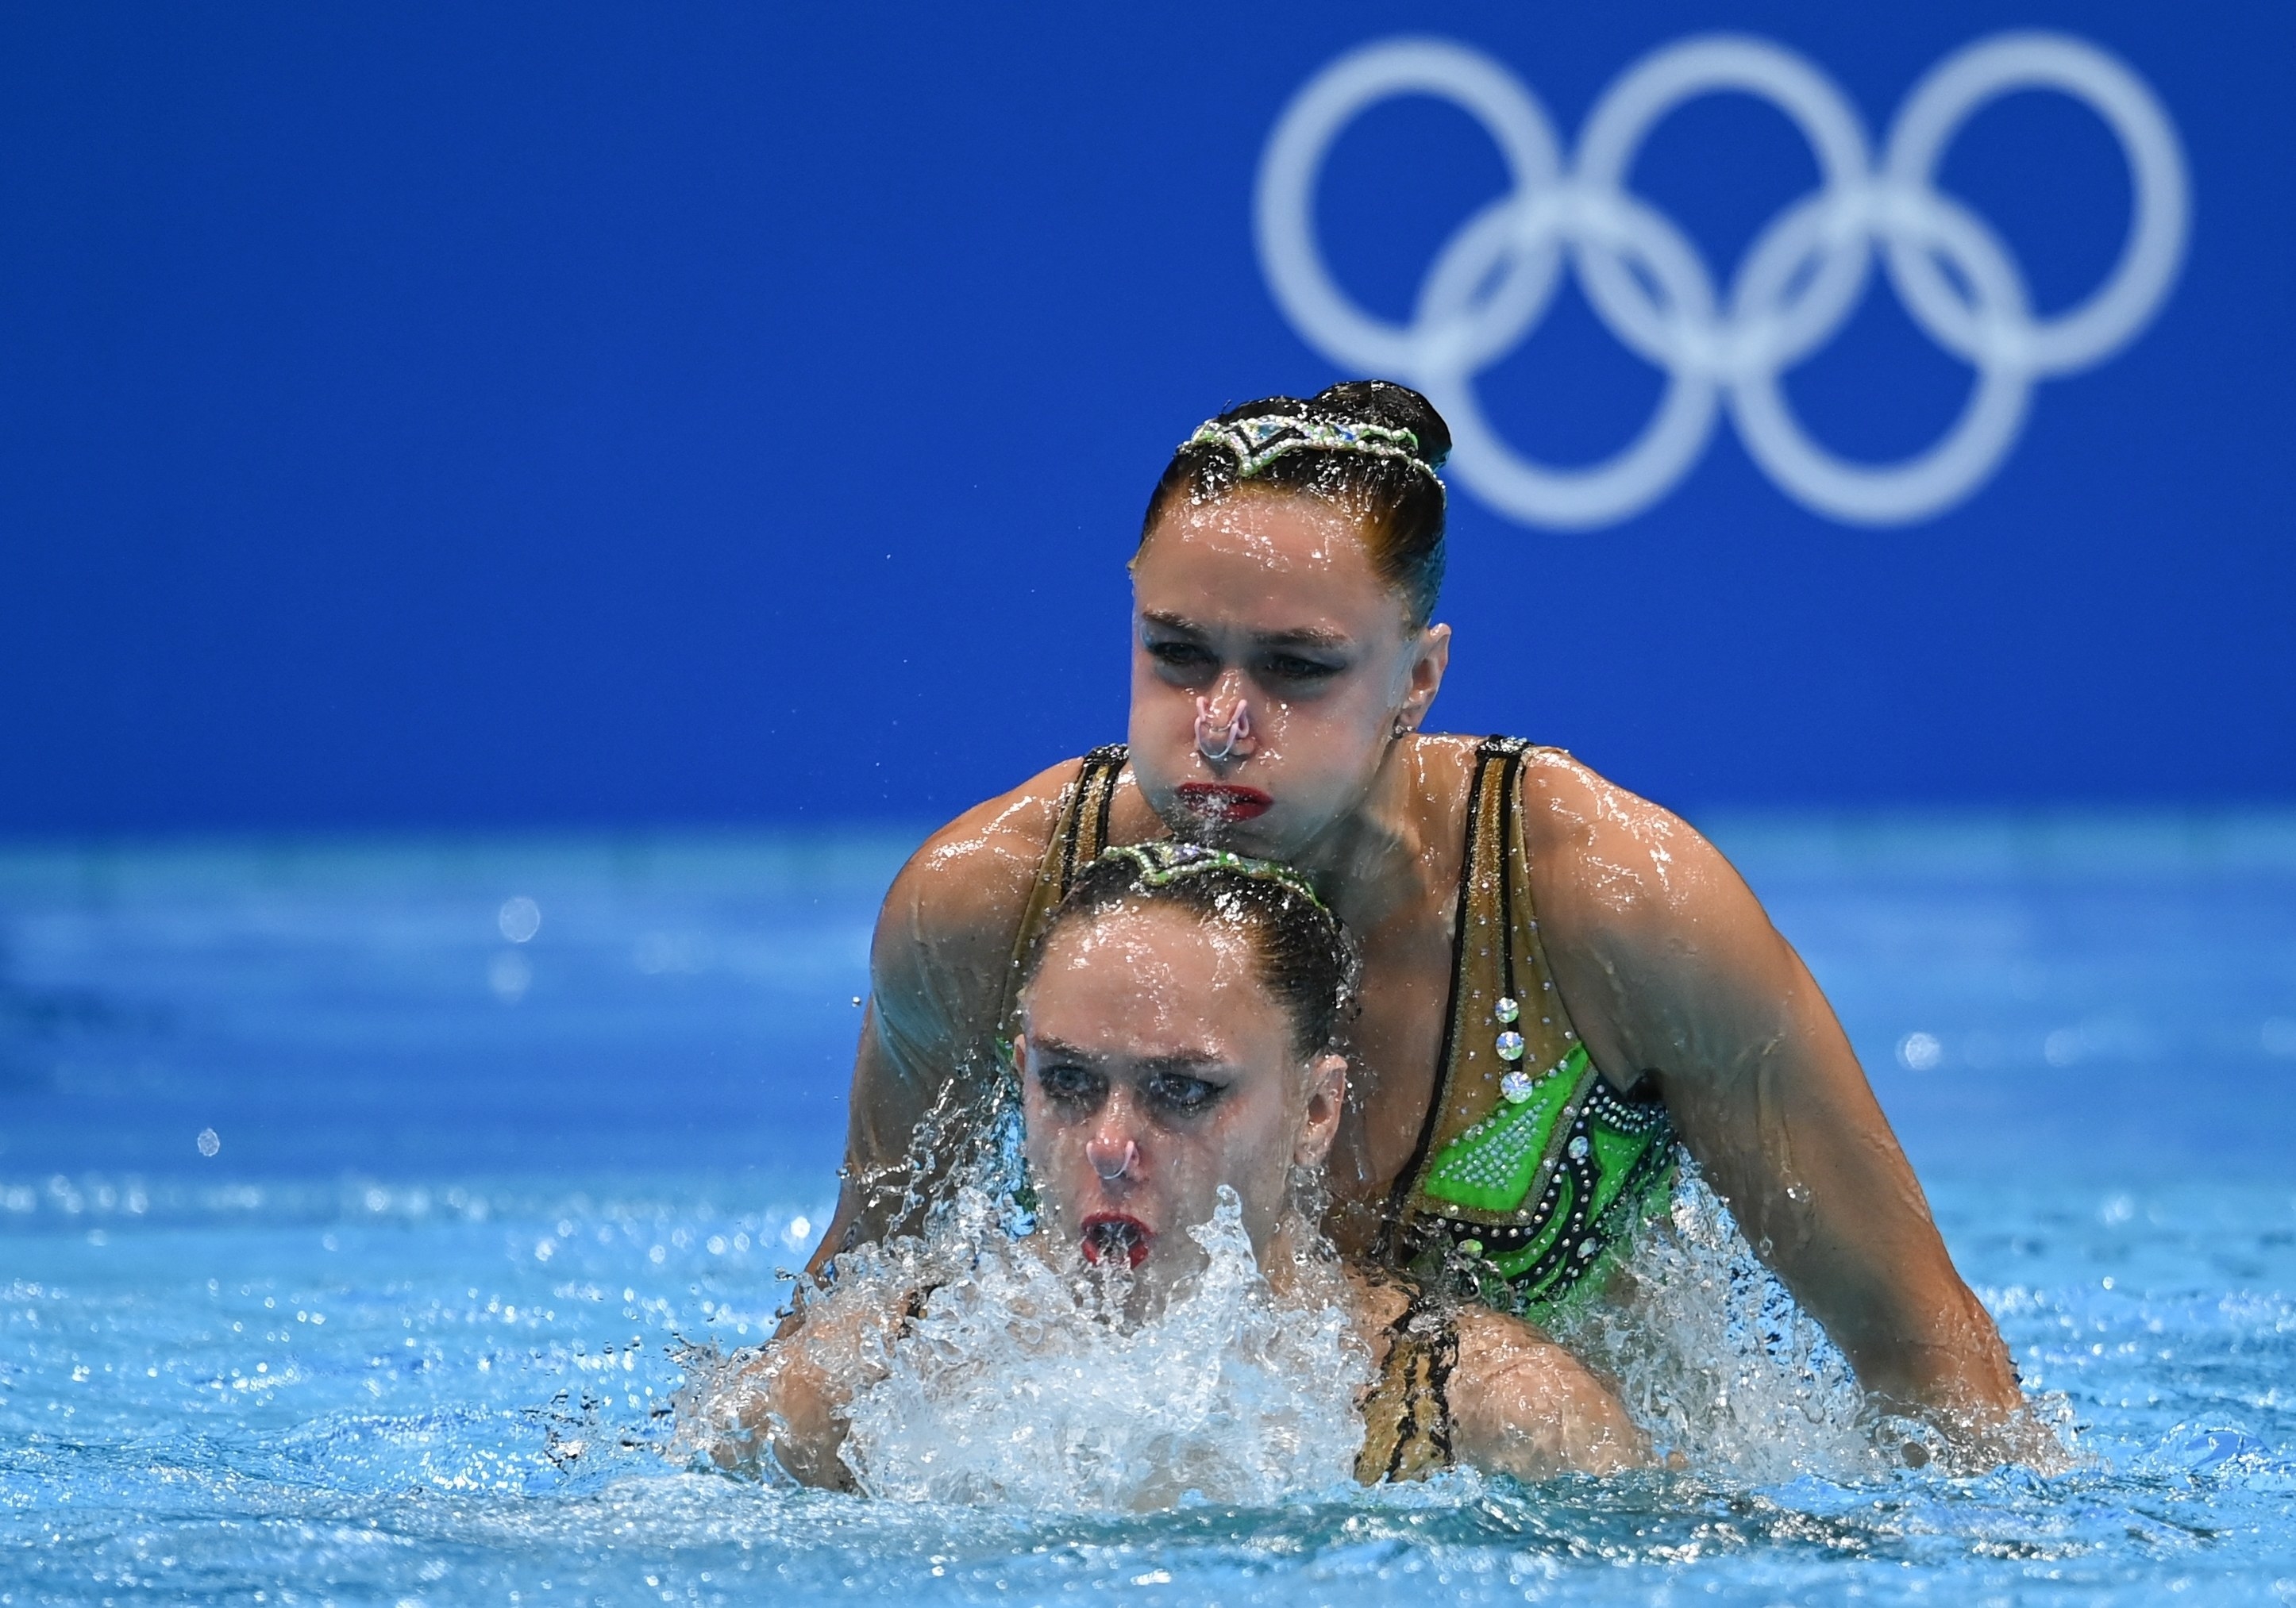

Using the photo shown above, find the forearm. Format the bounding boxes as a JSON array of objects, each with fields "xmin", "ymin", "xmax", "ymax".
[
  {"xmin": 727, "ymin": 1287, "xmax": 915, "ymax": 1488},
  {"xmin": 1678, "ymin": 1051, "xmax": 2023, "ymax": 1422},
  {"xmin": 1793, "ymin": 1242, "xmax": 2021, "ymax": 1419}
]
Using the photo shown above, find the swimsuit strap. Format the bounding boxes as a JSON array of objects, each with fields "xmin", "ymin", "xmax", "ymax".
[
  {"xmin": 994, "ymin": 744, "xmax": 1130, "ymax": 1064},
  {"xmin": 1353, "ymin": 1279, "xmax": 1458, "ymax": 1483},
  {"xmin": 1378, "ymin": 736, "xmax": 1526, "ymax": 1244},
  {"xmin": 1384, "ymin": 737, "xmax": 1676, "ymax": 1318}
]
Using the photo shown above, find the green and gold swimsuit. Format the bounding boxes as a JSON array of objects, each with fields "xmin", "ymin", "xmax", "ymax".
[
  {"xmin": 1376, "ymin": 737, "xmax": 1675, "ymax": 1318},
  {"xmin": 1000, "ymin": 737, "xmax": 1676, "ymax": 1321}
]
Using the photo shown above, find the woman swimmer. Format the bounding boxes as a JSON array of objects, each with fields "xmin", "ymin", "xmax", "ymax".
[
  {"xmin": 712, "ymin": 843, "xmax": 1649, "ymax": 1491},
  {"xmin": 820, "ymin": 381, "xmax": 2028, "ymax": 1456}
]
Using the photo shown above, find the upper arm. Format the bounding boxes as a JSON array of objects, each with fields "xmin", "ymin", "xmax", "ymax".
[
  {"xmin": 808, "ymin": 761, "xmax": 1077, "ymax": 1268},
  {"xmin": 1516, "ymin": 750, "xmax": 1815, "ymax": 1090},
  {"xmin": 862, "ymin": 779, "xmax": 1061, "ymax": 1092},
  {"xmin": 1519, "ymin": 754, "xmax": 2019, "ymax": 1416}
]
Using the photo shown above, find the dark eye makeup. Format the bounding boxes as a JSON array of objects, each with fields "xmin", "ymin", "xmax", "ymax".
[
  {"xmin": 1261, "ymin": 652, "xmax": 1340, "ymax": 682},
  {"xmin": 1036, "ymin": 1063, "xmax": 1104, "ymax": 1104},
  {"xmin": 1032, "ymin": 1054, "xmax": 1232, "ymax": 1121},
  {"xmin": 1143, "ymin": 1071, "xmax": 1227, "ymax": 1115},
  {"xmin": 1146, "ymin": 640, "xmax": 1215, "ymax": 673}
]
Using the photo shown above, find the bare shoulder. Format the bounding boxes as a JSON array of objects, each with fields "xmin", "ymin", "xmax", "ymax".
[
  {"xmin": 1450, "ymin": 1301, "xmax": 1565, "ymax": 1365},
  {"xmin": 869, "ymin": 756, "xmax": 1086, "ymax": 1047},
  {"xmin": 880, "ymin": 757, "xmax": 1077, "ymax": 945},
  {"xmin": 1515, "ymin": 747, "xmax": 1748, "ymax": 936},
  {"xmin": 1447, "ymin": 1302, "xmax": 1651, "ymax": 1474},
  {"xmin": 1339, "ymin": 1267, "xmax": 1412, "ymax": 1348},
  {"xmin": 1516, "ymin": 748, "xmax": 1804, "ymax": 1086},
  {"xmin": 1450, "ymin": 1302, "xmax": 1543, "ymax": 1357}
]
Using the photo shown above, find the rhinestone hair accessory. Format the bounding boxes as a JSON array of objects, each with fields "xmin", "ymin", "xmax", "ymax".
[
  {"xmin": 1101, "ymin": 841, "xmax": 1329, "ymax": 913},
  {"xmin": 1082, "ymin": 841, "xmax": 1361, "ymax": 1044},
  {"xmin": 1185, "ymin": 414, "xmax": 1445, "ymax": 488}
]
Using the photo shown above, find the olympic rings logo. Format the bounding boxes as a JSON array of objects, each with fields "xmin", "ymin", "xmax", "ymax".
[{"xmin": 1255, "ymin": 34, "xmax": 2190, "ymax": 529}]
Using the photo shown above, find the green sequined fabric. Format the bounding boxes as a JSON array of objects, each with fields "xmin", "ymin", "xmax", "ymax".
[
  {"xmin": 1387, "ymin": 737, "xmax": 1677, "ymax": 1318},
  {"xmin": 1419, "ymin": 1068, "xmax": 1674, "ymax": 1314}
]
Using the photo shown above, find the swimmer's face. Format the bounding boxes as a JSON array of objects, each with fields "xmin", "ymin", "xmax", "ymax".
[
  {"xmin": 1016, "ymin": 901, "xmax": 1346, "ymax": 1305},
  {"xmin": 1128, "ymin": 487, "xmax": 1450, "ymax": 860}
]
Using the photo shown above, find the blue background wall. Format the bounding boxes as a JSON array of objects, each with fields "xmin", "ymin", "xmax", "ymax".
[{"xmin": 1, "ymin": 1, "xmax": 2287, "ymax": 833}]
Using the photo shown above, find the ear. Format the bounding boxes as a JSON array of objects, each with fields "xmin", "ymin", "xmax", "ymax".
[
  {"xmin": 1293, "ymin": 1053, "xmax": 1349, "ymax": 1168},
  {"xmin": 1397, "ymin": 621, "xmax": 1451, "ymax": 732},
  {"xmin": 1011, "ymin": 1032, "xmax": 1029, "ymax": 1079}
]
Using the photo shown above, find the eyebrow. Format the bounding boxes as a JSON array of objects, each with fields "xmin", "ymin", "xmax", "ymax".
[
  {"xmin": 1138, "ymin": 610, "xmax": 1353, "ymax": 652},
  {"xmin": 1030, "ymin": 1036, "xmax": 1229, "ymax": 1074}
]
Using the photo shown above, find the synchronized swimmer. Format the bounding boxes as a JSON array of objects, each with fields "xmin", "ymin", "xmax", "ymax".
[{"xmin": 725, "ymin": 378, "xmax": 2042, "ymax": 1483}]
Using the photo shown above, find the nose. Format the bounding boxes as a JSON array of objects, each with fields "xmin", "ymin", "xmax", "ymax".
[
  {"xmin": 1194, "ymin": 677, "xmax": 1257, "ymax": 764},
  {"xmin": 1085, "ymin": 1133, "xmax": 1139, "ymax": 1183}
]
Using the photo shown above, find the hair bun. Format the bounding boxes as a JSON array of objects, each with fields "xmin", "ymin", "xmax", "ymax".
[
  {"xmin": 1311, "ymin": 380, "xmax": 1451, "ymax": 470},
  {"xmin": 1161, "ymin": 379, "xmax": 1452, "ymax": 627}
]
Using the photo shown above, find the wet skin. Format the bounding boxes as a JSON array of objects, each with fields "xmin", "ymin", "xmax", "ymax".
[
  {"xmin": 1015, "ymin": 900, "xmax": 1350, "ymax": 1314},
  {"xmin": 822, "ymin": 483, "xmax": 2026, "ymax": 1445}
]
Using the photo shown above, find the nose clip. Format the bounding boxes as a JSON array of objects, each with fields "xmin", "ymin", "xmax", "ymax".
[
  {"xmin": 1088, "ymin": 1137, "xmax": 1139, "ymax": 1183},
  {"xmin": 1194, "ymin": 696, "xmax": 1252, "ymax": 762}
]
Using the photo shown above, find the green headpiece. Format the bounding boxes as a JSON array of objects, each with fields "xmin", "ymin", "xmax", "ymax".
[
  {"xmin": 1100, "ymin": 840, "xmax": 1328, "ymax": 912},
  {"xmin": 1184, "ymin": 414, "xmax": 1443, "ymax": 489}
]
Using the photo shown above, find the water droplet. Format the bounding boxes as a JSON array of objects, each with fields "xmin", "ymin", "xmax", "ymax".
[{"xmin": 497, "ymin": 895, "xmax": 541, "ymax": 944}]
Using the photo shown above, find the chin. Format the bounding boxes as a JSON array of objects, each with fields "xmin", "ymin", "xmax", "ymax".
[
  {"xmin": 1168, "ymin": 817, "xmax": 1266, "ymax": 854},
  {"xmin": 1155, "ymin": 796, "xmax": 1280, "ymax": 852}
]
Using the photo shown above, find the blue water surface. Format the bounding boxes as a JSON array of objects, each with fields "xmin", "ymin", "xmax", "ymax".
[{"xmin": 3, "ymin": 816, "xmax": 2295, "ymax": 1606}]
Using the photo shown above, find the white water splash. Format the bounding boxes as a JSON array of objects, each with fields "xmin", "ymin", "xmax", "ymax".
[
  {"xmin": 676, "ymin": 1159, "xmax": 2073, "ymax": 1505},
  {"xmin": 677, "ymin": 1186, "xmax": 1372, "ymax": 1510},
  {"xmin": 1553, "ymin": 1160, "xmax": 2077, "ymax": 1479},
  {"xmin": 840, "ymin": 1187, "xmax": 1370, "ymax": 1509},
  {"xmin": 1551, "ymin": 1164, "xmax": 1879, "ymax": 1480}
]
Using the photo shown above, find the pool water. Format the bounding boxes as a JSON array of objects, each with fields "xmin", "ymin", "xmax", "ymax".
[{"xmin": 3, "ymin": 817, "xmax": 2295, "ymax": 1606}]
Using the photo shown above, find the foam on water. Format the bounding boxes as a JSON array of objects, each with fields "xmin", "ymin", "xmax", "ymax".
[
  {"xmin": 672, "ymin": 1157, "xmax": 2074, "ymax": 1506},
  {"xmin": 839, "ymin": 1188, "xmax": 1366, "ymax": 1507},
  {"xmin": 1552, "ymin": 1167, "xmax": 1876, "ymax": 1479}
]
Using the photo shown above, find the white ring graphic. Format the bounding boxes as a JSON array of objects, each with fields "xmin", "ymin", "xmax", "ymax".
[{"xmin": 1255, "ymin": 32, "xmax": 2189, "ymax": 529}]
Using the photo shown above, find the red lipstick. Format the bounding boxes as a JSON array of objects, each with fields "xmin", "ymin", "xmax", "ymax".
[
  {"xmin": 1080, "ymin": 1212, "xmax": 1153, "ymax": 1270},
  {"xmin": 1173, "ymin": 783, "xmax": 1273, "ymax": 822}
]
